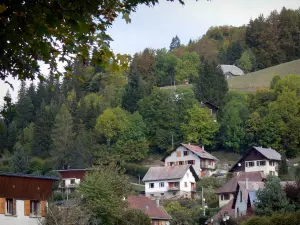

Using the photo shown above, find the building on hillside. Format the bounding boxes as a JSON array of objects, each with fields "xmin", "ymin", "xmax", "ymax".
[
  {"xmin": 142, "ymin": 165, "xmax": 199, "ymax": 199},
  {"xmin": 0, "ymin": 172, "xmax": 59, "ymax": 225},
  {"xmin": 219, "ymin": 65, "xmax": 245, "ymax": 79},
  {"xmin": 215, "ymin": 171, "xmax": 265, "ymax": 207},
  {"xmin": 127, "ymin": 196, "xmax": 170, "ymax": 225},
  {"xmin": 201, "ymin": 102, "xmax": 219, "ymax": 119},
  {"xmin": 233, "ymin": 181, "xmax": 265, "ymax": 218},
  {"xmin": 229, "ymin": 147, "xmax": 281, "ymax": 176},
  {"xmin": 162, "ymin": 143, "xmax": 218, "ymax": 177},
  {"xmin": 56, "ymin": 169, "xmax": 87, "ymax": 194}
]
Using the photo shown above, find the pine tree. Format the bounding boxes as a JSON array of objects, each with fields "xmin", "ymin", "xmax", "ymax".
[
  {"xmin": 194, "ymin": 59, "xmax": 228, "ymax": 107},
  {"xmin": 279, "ymin": 154, "xmax": 289, "ymax": 179},
  {"xmin": 51, "ymin": 104, "xmax": 75, "ymax": 169},
  {"xmin": 169, "ymin": 35, "xmax": 181, "ymax": 51},
  {"xmin": 12, "ymin": 145, "xmax": 29, "ymax": 173},
  {"xmin": 16, "ymin": 81, "xmax": 34, "ymax": 129},
  {"xmin": 6, "ymin": 121, "xmax": 17, "ymax": 152}
]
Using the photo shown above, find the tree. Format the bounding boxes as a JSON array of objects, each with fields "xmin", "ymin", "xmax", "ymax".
[
  {"xmin": 119, "ymin": 209, "xmax": 151, "ymax": 225},
  {"xmin": 169, "ymin": 35, "xmax": 181, "ymax": 51},
  {"xmin": 237, "ymin": 49, "xmax": 255, "ymax": 73},
  {"xmin": 115, "ymin": 112, "xmax": 149, "ymax": 161},
  {"xmin": 278, "ymin": 154, "xmax": 289, "ymax": 179},
  {"xmin": 175, "ymin": 52, "xmax": 200, "ymax": 83},
  {"xmin": 2, "ymin": 0, "xmax": 178, "ymax": 81},
  {"xmin": 51, "ymin": 104, "xmax": 74, "ymax": 169},
  {"xmin": 181, "ymin": 104, "xmax": 219, "ymax": 146},
  {"xmin": 255, "ymin": 175, "xmax": 294, "ymax": 216},
  {"xmin": 95, "ymin": 107, "xmax": 128, "ymax": 145},
  {"xmin": 122, "ymin": 72, "xmax": 146, "ymax": 113},
  {"xmin": 78, "ymin": 164, "xmax": 132, "ymax": 225},
  {"xmin": 6, "ymin": 120, "xmax": 17, "ymax": 152},
  {"xmin": 164, "ymin": 201, "xmax": 193, "ymax": 225},
  {"xmin": 11, "ymin": 145, "xmax": 29, "ymax": 173},
  {"xmin": 194, "ymin": 59, "xmax": 228, "ymax": 107}
]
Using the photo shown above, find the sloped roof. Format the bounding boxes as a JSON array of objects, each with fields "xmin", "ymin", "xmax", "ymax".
[
  {"xmin": 219, "ymin": 65, "xmax": 245, "ymax": 76},
  {"xmin": 248, "ymin": 191, "xmax": 257, "ymax": 206},
  {"xmin": 181, "ymin": 143, "xmax": 218, "ymax": 160},
  {"xmin": 142, "ymin": 165, "xmax": 197, "ymax": 182},
  {"xmin": 210, "ymin": 199, "xmax": 235, "ymax": 223},
  {"xmin": 128, "ymin": 196, "xmax": 170, "ymax": 220},
  {"xmin": 216, "ymin": 172, "xmax": 265, "ymax": 194},
  {"xmin": 238, "ymin": 181, "xmax": 265, "ymax": 202},
  {"xmin": 0, "ymin": 172, "xmax": 59, "ymax": 180},
  {"xmin": 253, "ymin": 147, "xmax": 281, "ymax": 160}
]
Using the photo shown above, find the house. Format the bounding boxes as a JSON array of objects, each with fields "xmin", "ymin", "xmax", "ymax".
[
  {"xmin": 233, "ymin": 181, "xmax": 265, "ymax": 218},
  {"xmin": 215, "ymin": 171, "xmax": 265, "ymax": 207},
  {"xmin": 219, "ymin": 65, "xmax": 245, "ymax": 79},
  {"xmin": 0, "ymin": 172, "xmax": 59, "ymax": 225},
  {"xmin": 127, "ymin": 196, "xmax": 170, "ymax": 225},
  {"xmin": 229, "ymin": 147, "xmax": 281, "ymax": 176},
  {"xmin": 201, "ymin": 102, "xmax": 219, "ymax": 119},
  {"xmin": 57, "ymin": 169, "xmax": 87, "ymax": 193},
  {"xmin": 162, "ymin": 143, "xmax": 218, "ymax": 177},
  {"xmin": 142, "ymin": 165, "xmax": 199, "ymax": 199}
]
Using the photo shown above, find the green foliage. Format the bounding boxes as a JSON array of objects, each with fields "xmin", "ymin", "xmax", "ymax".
[
  {"xmin": 29, "ymin": 157, "xmax": 45, "ymax": 174},
  {"xmin": 242, "ymin": 211, "xmax": 300, "ymax": 225},
  {"xmin": 175, "ymin": 52, "xmax": 200, "ymax": 83},
  {"xmin": 51, "ymin": 104, "xmax": 75, "ymax": 169},
  {"xmin": 197, "ymin": 177, "xmax": 222, "ymax": 208},
  {"xmin": 255, "ymin": 175, "xmax": 294, "ymax": 216},
  {"xmin": 181, "ymin": 104, "xmax": 219, "ymax": 146},
  {"xmin": 237, "ymin": 49, "xmax": 255, "ymax": 73},
  {"xmin": 11, "ymin": 145, "xmax": 29, "ymax": 173},
  {"xmin": 170, "ymin": 35, "xmax": 181, "ymax": 51},
  {"xmin": 194, "ymin": 59, "xmax": 228, "ymax": 107},
  {"xmin": 278, "ymin": 155, "xmax": 289, "ymax": 178},
  {"xmin": 119, "ymin": 209, "xmax": 151, "ymax": 225},
  {"xmin": 164, "ymin": 201, "xmax": 193, "ymax": 225},
  {"xmin": 78, "ymin": 164, "xmax": 132, "ymax": 225}
]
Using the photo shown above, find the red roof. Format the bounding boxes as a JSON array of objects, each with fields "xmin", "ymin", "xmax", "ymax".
[
  {"xmin": 127, "ymin": 196, "xmax": 170, "ymax": 220},
  {"xmin": 58, "ymin": 169, "xmax": 87, "ymax": 180}
]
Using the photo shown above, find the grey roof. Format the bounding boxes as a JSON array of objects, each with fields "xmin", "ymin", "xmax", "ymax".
[
  {"xmin": 181, "ymin": 144, "xmax": 218, "ymax": 161},
  {"xmin": 219, "ymin": 65, "xmax": 245, "ymax": 76},
  {"xmin": 143, "ymin": 165, "xmax": 192, "ymax": 182},
  {"xmin": 253, "ymin": 147, "xmax": 281, "ymax": 161}
]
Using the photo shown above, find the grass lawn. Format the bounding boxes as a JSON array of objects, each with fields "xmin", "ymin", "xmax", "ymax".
[{"xmin": 228, "ymin": 59, "xmax": 300, "ymax": 92}]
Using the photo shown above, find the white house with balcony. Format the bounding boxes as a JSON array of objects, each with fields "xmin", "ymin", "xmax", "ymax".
[
  {"xmin": 229, "ymin": 147, "xmax": 281, "ymax": 176},
  {"xmin": 56, "ymin": 169, "xmax": 87, "ymax": 194},
  {"xmin": 161, "ymin": 143, "xmax": 218, "ymax": 177},
  {"xmin": 142, "ymin": 165, "xmax": 199, "ymax": 199}
]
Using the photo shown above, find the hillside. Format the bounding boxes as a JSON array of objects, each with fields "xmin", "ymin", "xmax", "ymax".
[{"xmin": 228, "ymin": 59, "xmax": 300, "ymax": 92}]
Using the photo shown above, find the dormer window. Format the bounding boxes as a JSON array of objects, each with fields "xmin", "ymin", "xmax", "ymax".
[{"xmin": 184, "ymin": 151, "xmax": 189, "ymax": 156}]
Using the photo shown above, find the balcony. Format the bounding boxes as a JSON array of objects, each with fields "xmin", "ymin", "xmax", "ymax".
[
  {"xmin": 201, "ymin": 164, "xmax": 216, "ymax": 169},
  {"xmin": 168, "ymin": 186, "xmax": 180, "ymax": 191}
]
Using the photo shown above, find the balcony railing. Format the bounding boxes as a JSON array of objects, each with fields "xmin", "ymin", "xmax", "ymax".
[
  {"xmin": 201, "ymin": 164, "xmax": 216, "ymax": 169},
  {"xmin": 167, "ymin": 186, "xmax": 180, "ymax": 191},
  {"xmin": 191, "ymin": 186, "xmax": 197, "ymax": 192}
]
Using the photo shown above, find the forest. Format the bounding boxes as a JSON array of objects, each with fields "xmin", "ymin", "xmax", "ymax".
[{"xmin": 1, "ymin": 7, "xmax": 300, "ymax": 174}]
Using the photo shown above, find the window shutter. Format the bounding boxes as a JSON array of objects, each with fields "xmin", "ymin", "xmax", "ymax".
[
  {"xmin": 40, "ymin": 201, "xmax": 46, "ymax": 217},
  {"xmin": 176, "ymin": 152, "xmax": 181, "ymax": 157},
  {"xmin": 0, "ymin": 198, "xmax": 5, "ymax": 214},
  {"xmin": 13, "ymin": 199, "xmax": 16, "ymax": 215},
  {"xmin": 24, "ymin": 200, "xmax": 30, "ymax": 216}
]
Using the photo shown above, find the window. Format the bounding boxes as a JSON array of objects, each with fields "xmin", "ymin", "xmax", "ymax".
[
  {"xmin": 70, "ymin": 179, "xmax": 75, "ymax": 184},
  {"xmin": 159, "ymin": 182, "xmax": 164, "ymax": 188},
  {"xmin": 176, "ymin": 151, "xmax": 181, "ymax": 157},
  {"xmin": 179, "ymin": 161, "xmax": 183, "ymax": 165},
  {"xmin": 269, "ymin": 161, "xmax": 275, "ymax": 166},
  {"xmin": 170, "ymin": 162, "xmax": 174, "ymax": 166},
  {"xmin": 184, "ymin": 182, "xmax": 188, "ymax": 187},
  {"xmin": 6, "ymin": 198, "xmax": 15, "ymax": 215},
  {"xmin": 245, "ymin": 161, "xmax": 254, "ymax": 167},
  {"xmin": 30, "ymin": 200, "xmax": 40, "ymax": 216},
  {"xmin": 160, "ymin": 193, "xmax": 164, "ymax": 196},
  {"xmin": 61, "ymin": 180, "xmax": 66, "ymax": 187},
  {"xmin": 223, "ymin": 194, "xmax": 230, "ymax": 200},
  {"xmin": 184, "ymin": 151, "xmax": 189, "ymax": 156},
  {"xmin": 188, "ymin": 160, "xmax": 195, "ymax": 165},
  {"xmin": 256, "ymin": 160, "xmax": 266, "ymax": 166},
  {"xmin": 240, "ymin": 191, "xmax": 242, "ymax": 202},
  {"xmin": 150, "ymin": 194, "xmax": 154, "ymax": 197},
  {"xmin": 149, "ymin": 183, "xmax": 154, "ymax": 188},
  {"xmin": 270, "ymin": 171, "xmax": 275, "ymax": 176}
]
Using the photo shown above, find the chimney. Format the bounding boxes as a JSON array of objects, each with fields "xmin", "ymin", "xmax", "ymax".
[
  {"xmin": 156, "ymin": 199, "xmax": 160, "ymax": 207},
  {"xmin": 246, "ymin": 178, "xmax": 249, "ymax": 189}
]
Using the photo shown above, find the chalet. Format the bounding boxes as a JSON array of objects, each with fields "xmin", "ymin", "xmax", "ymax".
[
  {"xmin": 229, "ymin": 147, "xmax": 281, "ymax": 176},
  {"xmin": 0, "ymin": 172, "xmax": 59, "ymax": 225},
  {"xmin": 127, "ymin": 196, "xmax": 170, "ymax": 225},
  {"xmin": 162, "ymin": 143, "xmax": 218, "ymax": 177},
  {"xmin": 56, "ymin": 169, "xmax": 87, "ymax": 193},
  {"xmin": 219, "ymin": 65, "xmax": 244, "ymax": 79},
  {"xmin": 142, "ymin": 165, "xmax": 199, "ymax": 199},
  {"xmin": 215, "ymin": 171, "xmax": 265, "ymax": 207}
]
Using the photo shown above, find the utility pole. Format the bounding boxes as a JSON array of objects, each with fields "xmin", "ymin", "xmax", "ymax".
[
  {"xmin": 171, "ymin": 134, "xmax": 174, "ymax": 149},
  {"xmin": 202, "ymin": 186, "xmax": 205, "ymax": 216}
]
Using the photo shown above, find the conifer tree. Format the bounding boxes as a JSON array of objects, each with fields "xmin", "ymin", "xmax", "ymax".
[
  {"xmin": 51, "ymin": 104, "xmax": 75, "ymax": 169},
  {"xmin": 169, "ymin": 35, "xmax": 181, "ymax": 51},
  {"xmin": 194, "ymin": 59, "xmax": 228, "ymax": 107},
  {"xmin": 12, "ymin": 145, "xmax": 29, "ymax": 173}
]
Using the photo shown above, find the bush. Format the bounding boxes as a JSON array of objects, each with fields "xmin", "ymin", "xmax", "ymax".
[
  {"xmin": 124, "ymin": 163, "xmax": 148, "ymax": 179},
  {"xmin": 242, "ymin": 211, "xmax": 300, "ymax": 225}
]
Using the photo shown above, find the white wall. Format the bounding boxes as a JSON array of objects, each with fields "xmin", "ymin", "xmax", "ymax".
[
  {"xmin": 218, "ymin": 193, "xmax": 234, "ymax": 207},
  {"xmin": 245, "ymin": 160, "xmax": 279, "ymax": 176},
  {"xmin": 0, "ymin": 200, "xmax": 44, "ymax": 225},
  {"xmin": 235, "ymin": 189, "xmax": 247, "ymax": 217},
  {"xmin": 62, "ymin": 178, "xmax": 81, "ymax": 187},
  {"xmin": 165, "ymin": 146, "xmax": 201, "ymax": 175},
  {"xmin": 145, "ymin": 168, "xmax": 196, "ymax": 199}
]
